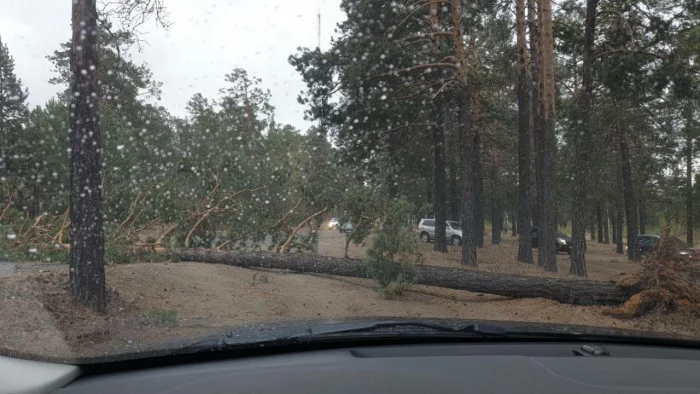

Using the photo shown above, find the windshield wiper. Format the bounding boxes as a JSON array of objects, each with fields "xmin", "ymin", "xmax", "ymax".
[
  {"xmin": 190, "ymin": 319, "xmax": 700, "ymax": 351},
  {"xmin": 308, "ymin": 321, "xmax": 508, "ymax": 338},
  {"xmin": 181, "ymin": 320, "xmax": 511, "ymax": 354}
]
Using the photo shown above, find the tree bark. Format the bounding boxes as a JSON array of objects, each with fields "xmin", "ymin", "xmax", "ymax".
[
  {"xmin": 603, "ymin": 203, "xmax": 610, "ymax": 243},
  {"xmin": 69, "ymin": 0, "xmax": 107, "ymax": 313},
  {"xmin": 491, "ymin": 197, "xmax": 502, "ymax": 244},
  {"xmin": 590, "ymin": 217, "xmax": 596, "ymax": 241},
  {"xmin": 512, "ymin": 211, "xmax": 517, "ymax": 236},
  {"xmin": 516, "ymin": 0, "xmax": 533, "ymax": 263},
  {"xmin": 611, "ymin": 206, "xmax": 617, "ymax": 244},
  {"xmin": 459, "ymin": 95, "xmax": 477, "ymax": 267},
  {"xmin": 620, "ymin": 129, "xmax": 638, "ymax": 260},
  {"xmin": 616, "ymin": 202, "xmax": 624, "ymax": 254},
  {"xmin": 432, "ymin": 105, "xmax": 448, "ymax": 253},
  {"xmin": 450, "ymin": 0, "xmax": 477, "ymax": 267},
  {"xmin": 528, "ymin": 0, "xmax": 544, "ymax": 233},
  {"xmin": 531, "ymin": 203, "xmax": 539, "ymax": 228},
  {"xmin": 172, "ymin": 249, "xmax": 635, "ymax": 306},
  {"xmin": 490, "ymin": 155, "xmax": 502, "ymax": 245},
  {"xmin": 596, "ymin": 202, "xmax": 604, "ymax": 242},
  {"xmin": 472, "ymin": 129, "xmax": 485, "ymax": 248},
  {"xmin": 638, "ymin": 190, "xmax": 647, "ymax": 235},
  {"xmin": 536, "ymin": 0, "xmax": 558, "ymax": 272},
  {"xmin": 448, "ymin": 163, "xmax": 460, "ymax": 220},
  {"xmin": 686, "ymin": 132, "xmax": 694, "ymax": 246}
]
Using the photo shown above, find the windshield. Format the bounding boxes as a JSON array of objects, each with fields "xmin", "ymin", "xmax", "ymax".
[{"xmin": 1, "ymin": 0, "xmax": 699, "ymax": 363}]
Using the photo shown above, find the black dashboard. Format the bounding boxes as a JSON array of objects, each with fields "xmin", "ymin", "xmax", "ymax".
[{"xmin": 53, "ymin": 342, "xmax": 700, "ymax": 393}]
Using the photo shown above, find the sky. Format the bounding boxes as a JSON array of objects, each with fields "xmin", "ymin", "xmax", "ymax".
[{"xmin": 0, "ymin": 0, "xmax": 346, "ymax": 131}]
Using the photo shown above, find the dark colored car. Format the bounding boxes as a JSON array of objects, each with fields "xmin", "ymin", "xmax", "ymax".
[
  {"xmin": 635, "ymin": 235, "xmax": 661, "ymax": 258},
  {"xmin": 339, "ymin": 222, "xmax": 354, "ymax": 233},
  {"xmin": 634, "ymin": 234, "xmax": 700, "ymax": 260},
  {"xmin": 531, "ymin": 228, "xmax": 572, "ymax": 254}
]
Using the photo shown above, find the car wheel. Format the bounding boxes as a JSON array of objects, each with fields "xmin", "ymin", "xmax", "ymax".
[
  {"xmin": 420, "ymin": 232, "xmax": 430, "ymax": 243},
  {"xmin": 452, "ymin": 236, "xmax": 462, "ymax": 246}
]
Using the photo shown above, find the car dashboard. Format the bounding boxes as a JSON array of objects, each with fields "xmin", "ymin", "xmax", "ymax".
[{"xmin": 4, "ymin": 341, "xmax": 700, "ymax": 393}]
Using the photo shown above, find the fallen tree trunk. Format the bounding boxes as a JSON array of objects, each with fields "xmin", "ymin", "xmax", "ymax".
[{"xmin": 171, "ymin": 249, "xmax": 635, "ymax": 306}]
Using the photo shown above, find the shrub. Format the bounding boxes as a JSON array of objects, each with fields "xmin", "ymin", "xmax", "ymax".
[
  {"xmin": 148, "ymin": 309, "xmax": 178, "ymax": 327},
  {"xmin": 366, "ymin": 200, "xmax": 422, "ymax": 298}
]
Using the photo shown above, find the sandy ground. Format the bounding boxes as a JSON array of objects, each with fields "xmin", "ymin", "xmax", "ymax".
[{"xmin": 0, "ymin": 226, "xmax": 697, "ymax": 361}]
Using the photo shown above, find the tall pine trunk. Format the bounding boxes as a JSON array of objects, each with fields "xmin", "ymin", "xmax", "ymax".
[
  {"xmin": 638, "ymin": 190, "xmax": 647, "ymax": 234},
  {"xmin": 491, "ymin": 196, "xmax": 502, "ymax": 244},
  {"xmin": 473, "ymin": 131, "xmax": 484, "ymax": 248},
  {"xmin": 450, "ymin": 0, "xmax": 477, "ymax": 267},
  {"xmin": 615, "ymin": 202, "xmax": 624, "ymax": 254},
  {"xmin": 69, "ymin": 0, "xmax": 107, "ymax": 312},
  {"xmin": 603, "ymin": 203, "xmax": 610, "ymax": 243},
  {"xmin": 516, "ymin": 0, "xmax": 533, "ymax": 263},
  {"xmin": 502, "ymin": 211, "xmax": 507, "ymax": 234},
  {"xmin": 611, "ymin": 207, "xmax": 617, "ymax": 244},
  {"xmin": 619, "ymin": 127, "xmax": 638, "ymax": 260},
  {"xmin": 596, "ymin": 201, "xmax": 604, "ymax": 242},
  {"xmin": 433, "ymin": 105, "xmax": 448, "ymax": 252},
  {"xmin": 570, "ymin": 0, "xmax": 597, "ymax": 278},
  {"xmin": 686, "ymin": 132, "xmax": 694, "ymax": 246},
  {"xmin": 448, "ymin": 163, "xmax": 460, "ymax": 220},
  {"xmin": 528, "ymin": 0, "xmax": 544, "ymax": 234},
  {"xmin": 459, "ymin": 95, "xmax": 477, "ymax": 267},
  {"xmin": 536, "ymin": 0, "xmax": 558, "ymax": 272}
]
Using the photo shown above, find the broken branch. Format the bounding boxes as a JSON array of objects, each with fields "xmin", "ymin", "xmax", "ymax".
[{"xmin": 279, "ymin": 208, "xmax": 327, "ymax": 254}]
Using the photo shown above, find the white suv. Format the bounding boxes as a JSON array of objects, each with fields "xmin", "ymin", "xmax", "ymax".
[{"xmin": 418, "ymin": 219, "xmax": 462, "ymax": 246}]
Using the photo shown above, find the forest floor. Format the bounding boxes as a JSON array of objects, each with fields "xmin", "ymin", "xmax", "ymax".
[
  {"xmin": 318, "ymin": 226, "xmax": 640, "ymax": 282},
  {"xmin": 1, "ymin": 226, "xmax": 698, "ymax": 361}
]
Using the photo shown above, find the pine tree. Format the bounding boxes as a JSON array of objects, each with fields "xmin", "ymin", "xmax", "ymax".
[
  {"xmin": 0, "ymin": 36, "xmax": 29, "ymax": 175},
  {"xmin": 69, "ymin": 0, "xmax": 107, "ymax": 312}
]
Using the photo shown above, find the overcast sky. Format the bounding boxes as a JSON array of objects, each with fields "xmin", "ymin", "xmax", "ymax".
[{"xmin": 0, "ymin": 0, "xmax": 345, "ymax": 130}]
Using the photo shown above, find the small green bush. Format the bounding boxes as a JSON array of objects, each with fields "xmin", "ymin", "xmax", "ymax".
[
  {"xmin": 149, "ymin": 309, "xmax": 178, "ymax": 327},
  {"xmin": 366, "ymin": 200, "xmax": 422, "ymax": 298},
  {"xmin": 105, "ymin": 240, "xmax": 135, "ymax": 265}
]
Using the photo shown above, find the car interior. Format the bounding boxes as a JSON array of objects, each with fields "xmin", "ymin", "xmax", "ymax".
[{"xmin": 4, "ymin": 339, "xmax": 700, "ymax": 394}]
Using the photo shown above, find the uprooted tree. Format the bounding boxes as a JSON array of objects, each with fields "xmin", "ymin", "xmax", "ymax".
[{"xmin": 608, "ymin": 230, "xmax": 700, "ymax": 317}]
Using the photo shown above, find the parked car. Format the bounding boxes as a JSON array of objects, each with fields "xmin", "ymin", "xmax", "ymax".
[
  {"xmin": 531, "ymin": 228, "xmax": 572, "ymax": 254},
  {"xmin": 328, "ymin": 218, "xmax": 339, "ymax": 230},
  {"xmin": 634, "ymin": 234, "xmax": 700, "ymax": 260},
  {"xmin": 339, "ymin": 222, "xmax": 353, "ymax": 233},
  {"xmin": 418, "ymin": 219, "xmax": 462, "ymax": 246}
]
